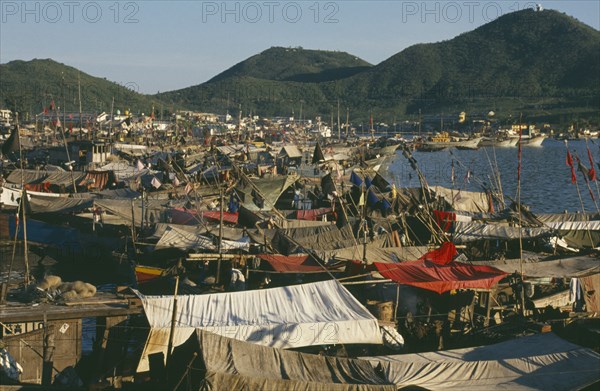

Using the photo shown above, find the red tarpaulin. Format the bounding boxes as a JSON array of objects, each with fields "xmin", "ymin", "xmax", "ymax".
[
  {"xmin": 202, "ymin": 211, "xmax": 239, "ymax": 224},
  {"xmin": 24, "ymin": 182, "xmax": 52, "ymax": 193},
  {"xmin": 258, "ymin": 254, "xmax": 328, "ymax": 273},
  {"xmin": 170, "ymin": 208, "xmax": 238, "ymax": 225},
  {"xmin": 419, "ymin": 242, "xmax": 457, "ymax": 265},
  {"xmin": 296, "ymin": 208, "xmax": 332, "ymax": 221},
  {"xmin": 374, "ymin": 261, "xmax": 507, "ymax": 294}
]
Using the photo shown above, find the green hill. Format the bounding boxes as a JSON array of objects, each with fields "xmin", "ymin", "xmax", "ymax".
[
  {"xmin": 2, "ymin": 9, "xmax": 599, "ymax": 124},
  {"xmin": 0, "ymin": 59, "xmax": 164, "ymax": 118},
  {"xmin": 158, "ymin": 9, "xmax": 600, "ymax": 123},
  {"xmin": 346, "ymin": 9, "xmax": 600, "ymax": 113},
  {"xmin": 208, "ymin": 46, "xmax": 372, "ymax": 83}
]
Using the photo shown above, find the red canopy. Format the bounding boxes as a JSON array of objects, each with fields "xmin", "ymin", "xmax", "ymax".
[
  {"xmin": 374, "ymin": 261, "xmax": 507, "ymax": 294},
  {"xmin": 202, "ymin": 211, "xmax": 239, "ymax": 224},
  {"xmin": 296, "ymin": 208, "xmax": 332, "ymax": 221},
  {"xmin": 419, "ymin": 242, "xmax": 457, "ymax": 266},
  {"xmin": 170, "ymin": 208, "xmax": 238, "ymax": 225},
  {"xmin": 258, "ymin": 254, "xmax": 327, "ymax": 273}
]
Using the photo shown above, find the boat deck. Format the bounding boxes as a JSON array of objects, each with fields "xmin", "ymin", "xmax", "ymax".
[{"xmin": 0, "ymin": 291, "xmax": 143, "ymax": 323}]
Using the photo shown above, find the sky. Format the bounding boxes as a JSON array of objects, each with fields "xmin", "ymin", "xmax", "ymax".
[{"xmin": 1, "ymin": 0, "xmax": 599, "ymax": 94}]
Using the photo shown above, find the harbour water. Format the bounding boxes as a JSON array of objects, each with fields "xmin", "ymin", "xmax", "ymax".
[{"xmin": 387, "ymin": 138, "xmax": 600, "ymax": 214}]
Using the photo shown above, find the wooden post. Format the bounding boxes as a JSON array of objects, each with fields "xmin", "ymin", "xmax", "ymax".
[
  {"xmin": 362, "ymin": 184, "xmax": 368, "ymax": 264},
  {"xmin": 485, "ymin": 290, "xmax": 493, "ymax": 328},
  {"xmin": 42, "ymin": 325, "xmax": 55, "ymax": 386},
  {"xmin": 216, "ymin": 189, "xmax": 224, "ymax": 285},
  {"xmin": 166, "ymin": 275, "xmax": 180, "ymax": 378}
]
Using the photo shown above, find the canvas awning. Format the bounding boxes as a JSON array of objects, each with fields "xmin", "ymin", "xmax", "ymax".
[
  {"xmin": 257, "ymin": 254, "xmax": 332, "ymax": 273},
  {"xmin": 178, "ymin": 330, "xmax": 395, "ymax": 390},
  {"xmin": 430, "ymin": 186, "xmax": 491, "ymax": 213},
  {"xmin": 364, "ymin": 333, "xmax": 600, "ymax": 390},
  {"xmin": 453, "ymin": 221, "xmax": 554, "ymax": 243},
  {"xmin": 154, "ymin": 225, "xmax": 249, "ymax": 251},
  {"xmin": 235, "ymin": 174, "xmax": 299, "ymax": 211},
  {"xmin": 472, "ymin": 255, "xmax": 600, "ymax": 278},
  {"xmin": 135, "ymin": 280, "xmax": 382, "ymax": 372},
  {"xmin": 374, "ymin": 261, "xmax": 507, "ymax": 294}
]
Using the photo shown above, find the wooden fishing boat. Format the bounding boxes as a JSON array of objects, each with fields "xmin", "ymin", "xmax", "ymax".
[{"xmin": 416, "ymin": 133, "xmax": 482, "ymax": 152}]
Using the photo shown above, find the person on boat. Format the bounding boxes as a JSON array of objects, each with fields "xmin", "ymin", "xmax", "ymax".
[{"xmin": 228, "ymin": 268, "xmax": 246, "ymax": 292}]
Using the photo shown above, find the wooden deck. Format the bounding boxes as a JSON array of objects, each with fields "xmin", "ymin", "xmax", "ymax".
[{"xmin": 0, "ymin": 292, "xmax": 143, "ymax": 323}]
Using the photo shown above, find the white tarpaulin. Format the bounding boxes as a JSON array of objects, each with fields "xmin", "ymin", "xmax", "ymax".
[
  {"xmin": 431, "ymin": 186, "xmax": 490, "ymax": 213},
  {"xmin": 453, "ymin": 221, "xmax": 554, "ymax": 243},
  {"xmin": 472, "ymin": 255, "xmax": 600, "ymax": 278},
  {"xmin": 154, "ymin": 225, "xmax": 250, "ymax": 251},
  {"xmin": 135, "ymin": 280, "xmax": 382, "ymax": 372},
  {"xmin": 364, "ymin": 333, "xmax": 600, "ymax": 390},
  {"xmin": 544, "ymin": 221, "xmax": 600, "ymax": 230}
]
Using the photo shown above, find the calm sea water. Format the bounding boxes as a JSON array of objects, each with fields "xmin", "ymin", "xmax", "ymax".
[{"xmin": 386, "ymin": 138, "xmax": 600, "ymax": 214}]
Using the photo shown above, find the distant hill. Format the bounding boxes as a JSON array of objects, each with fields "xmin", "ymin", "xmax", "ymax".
[
  {"xmin": 345, "ymin": 9, "xmax": 600, "ymax": 114},
  {"xmin": 0, "ymin": 59, "xmax": 163, "ymax": 118},
  {"xmin": 209, "ymin": 46, "xmax": 372, "ymax": 83},
  {"xmin": 159, "ymin": 9, "xmax": 600, "ymax": 123},
  {"xmin": 2, "ymin": 9, "xmax": 599, "ymax": 124}
]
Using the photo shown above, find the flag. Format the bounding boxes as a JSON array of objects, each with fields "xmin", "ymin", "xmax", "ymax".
[
  {"xmin": 451, "ymin": 160, "xmax": 455, "ymax": 183},
  {"xmin": 1, "ymin": 126, "xmax": 20, "ymax": 161},
  {"xmin": 151, "ymin": 176, "xmax": 162, "ymax": 189},
  {"xmin": 136, "ymin": 160, "xmax": 145, "ymax": 171},
  {"xmin": 350, "ymin": 171, "xmax": 363, "ymax": 187},
  {"xmin": 173, "ymin": 177, "xmax": 180, "ymax": 187},
  {"xmin": 587, "ymin": 145, "xmax": 597, "ymax": 181},
  {"xmin": 465, "ymin": 170, "xmax": 471, "ymax": 184},
  {"xmin": 576, "ymin": 156, "xmax": 595, "ymax": 201},
  {"xmin": 49, "ymin": 100, "xmax": 55, "ymax": 111},
  {"xmin": 566, "ymin": 147, "xmax": 577, "ymax": 184},
  {"xmin": 380, "ymin": 198, "xmax": 392, "ymax": 213},
  {"xmin": 358, "ymin": 191, "xmax": 365, "ymax": 206},
  {"xmin": 367, "ymin": 189, "xmax": 379, "ymax": 205},
  {"xmin": 184, "ymin": 182, "xmax": 193, "ymax": 194},
  {"xmin": 312, "ymin": 142, "xmax": 325, "ymax": 163},
  {"xmin": 365, "ymin": 175, "xmax": 373, "ymax": 189}
]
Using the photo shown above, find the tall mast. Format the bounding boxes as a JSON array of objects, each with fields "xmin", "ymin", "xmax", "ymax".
[
  {"xmin": 78, "ymin": 72, "xmax": 83, "ymax": 140},
  {"xmin": 16, "ymin": 115, "xmax": 30, "ymax": 285},
  {"xmin": 337, "ymin": 99, "xmax": 341, "ymax": 141},
  {"xmin": 345, "ymin": 107, "xmax": 349, "ymax": 137},
  {"xmin": 109, "ymin": 97, "xmax": 114, "ymax": 144}
]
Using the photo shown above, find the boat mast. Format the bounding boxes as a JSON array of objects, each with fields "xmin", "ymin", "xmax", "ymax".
[
  {"xmin": 16, "ymin": 115, "xmax": 30, "ymax": 285},
  {"xmin": 78, "ymin": 72, "xmax": 83, "ymax": 140},
  {"xmin": 337, "ymin": 99, "xmax": 341, "ymax": 141}
]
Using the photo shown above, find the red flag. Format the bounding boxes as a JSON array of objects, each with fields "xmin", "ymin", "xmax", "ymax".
[
  {"xmin": 587, "ymin": 146, "xmax": 597, "ymax": 181},
  {"xmin": 576, "ymin": 156, "xmax": 595, "ymax": 201},
  {"xmin": 49, "ymin": 100, "xmax": 55, "ymax": 111},
  {"xmin": 43, "ymin": 107, "xmax": 48, "ymax": 114},
  {"xmin": 566, "ymin": 149, "xmax": 577, "ymax": 184}
]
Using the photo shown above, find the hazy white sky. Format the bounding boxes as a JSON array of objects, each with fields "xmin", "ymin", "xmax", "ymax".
[{"xmin": 1, "ymin": 1, "xmax": 598, "ymax": 93}]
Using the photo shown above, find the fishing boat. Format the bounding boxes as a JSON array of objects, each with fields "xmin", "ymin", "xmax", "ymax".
[
  {"xmin": 416, "ymin": 132, "xmax": 482, "ymax": 152},
  {"xmin": 135, "ymin": 264, "xmax": 167, "ymax": 284},
  {"xmin": 519, "ymin": 134, "xmax": 546, "ymax": 147},
  {"xmin": 479, "ymin": 137, "xmax": 519, "ymax": 148}
]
